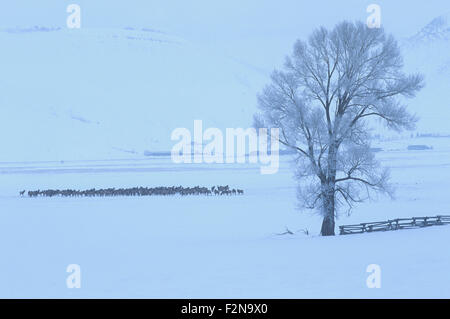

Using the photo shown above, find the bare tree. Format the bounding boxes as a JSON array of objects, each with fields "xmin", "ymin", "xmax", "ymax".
[{"xmin": 254, "ymin": 21, "xmax": 424, "ymax": 236}]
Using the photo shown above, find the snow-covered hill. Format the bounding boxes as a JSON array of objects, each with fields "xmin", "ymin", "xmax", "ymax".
[
  {"xmin": 0, "ymin": 26, "xmax": 267, "ymax": 161},
  {"xmin": 408, "ymin": 13, "xmax": 450, "ymax": 43},
  {"xmin": 400, "ymin": 13, "xmax": 450, "ymax": 135},
  {"xmin": 1, "ymin": 14, "xmax": 449, "ymax": 161},
  {"xmin": 403, "ymin": 13, "xmax": 450, "ymax": 76}
]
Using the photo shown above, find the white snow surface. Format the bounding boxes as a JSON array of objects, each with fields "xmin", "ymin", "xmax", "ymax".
[
  {"xmin": 1, "ymin": 3, "xmax": 450, "ymax": 298},
  {"xmin": 1, "ymin": 137, "xmax": 450, "ymax": 298}
]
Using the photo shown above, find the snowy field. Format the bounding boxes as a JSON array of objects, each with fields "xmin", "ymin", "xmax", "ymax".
[{"xmin": 1, "ymin": 137, "xmax": 450, "ymax": 298}]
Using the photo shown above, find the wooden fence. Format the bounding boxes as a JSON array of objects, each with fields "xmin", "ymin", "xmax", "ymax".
[{"xmin": 339, "ymin": 215, "xmax": 450, "ymax": 235}]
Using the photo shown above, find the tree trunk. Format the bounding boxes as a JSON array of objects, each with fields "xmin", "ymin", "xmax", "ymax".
[
  {"xmin": 320, "ymin": 192, "xmax": 335, "ymax": 236},
  {"xmin": 321, "ymin": 141, "xmax": 337, "ymax": 236}
]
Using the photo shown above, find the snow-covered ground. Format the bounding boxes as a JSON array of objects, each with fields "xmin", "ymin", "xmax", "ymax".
[
  {"xmin": 1, "ymin": 137, "xmax": 450, "ymax": 298},
  {"xmin": 1, "ymin": 1, "xmax": 450, "ymax": 299}
]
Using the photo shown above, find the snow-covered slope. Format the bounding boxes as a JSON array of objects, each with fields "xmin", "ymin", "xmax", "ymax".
[
  {"xmin": 0, "ymin": 26, "xmax": 267, "ymax": 161},
  {"xmin": 400, "ymin": 13, "xmax": 450, "ymax": 134},
  {"xmin": 1, "ymin": 14, "xmax": 450, "ymax": 162},
  {"xmin": 408, "ymin": 13, "xmax": 450, "ymax": 43}
]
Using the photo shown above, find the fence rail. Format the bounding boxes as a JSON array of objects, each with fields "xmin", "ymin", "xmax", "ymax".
[{"xmin": 339, "ymin": 215, "xmax": 450, "ymax": 235}]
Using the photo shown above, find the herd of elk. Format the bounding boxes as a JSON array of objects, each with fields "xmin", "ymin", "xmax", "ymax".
[{"xmin": 22, "ymin": 185, "xmax": 244, "ymax": 198}]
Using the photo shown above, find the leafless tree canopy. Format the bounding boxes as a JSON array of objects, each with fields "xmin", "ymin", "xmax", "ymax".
[{"xmin": 255, "ymin": 21, "xmax": 424, "ymax": 235}]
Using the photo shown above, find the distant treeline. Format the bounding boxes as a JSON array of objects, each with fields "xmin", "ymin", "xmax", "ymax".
[
  {"xmin": 144, "ymin": 149, "xmax": 297, "ymax": 157},
  {"xmin": 414, "ymin": 133, "xmax": 450, "ymax": 138},
  {"xmin": 407, "ymin": 145, "xmax": 433, "ymax": 150}
]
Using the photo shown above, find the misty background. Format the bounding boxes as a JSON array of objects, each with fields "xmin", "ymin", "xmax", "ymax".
[{"xmin": 0, "ymin": 0, "xmax": 449, "ymax": 161}]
